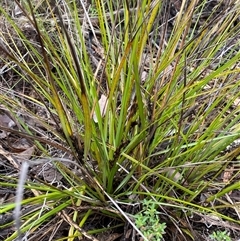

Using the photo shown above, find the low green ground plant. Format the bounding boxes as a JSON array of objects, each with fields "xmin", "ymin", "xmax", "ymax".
[
  {"xmin": 134, "ymin": 199, "xmax": 166, "ymax": 240},
  {"xmin": 0, "ymin": 0, "xmax": 240, "ymax": 240},
  {"xmin": 209, "ymin": 231, "xmax": 232, "ymax": 241}
]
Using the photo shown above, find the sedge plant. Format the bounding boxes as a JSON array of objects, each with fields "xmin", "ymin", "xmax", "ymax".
[{"xmin": 0, "ymin": 0, "xmax": 240, "ymax": 240}]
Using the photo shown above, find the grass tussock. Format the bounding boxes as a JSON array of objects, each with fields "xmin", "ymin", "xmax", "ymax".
[{"xmin": 0, "ymin": 0, "xmax": 240, "ymax": 240}]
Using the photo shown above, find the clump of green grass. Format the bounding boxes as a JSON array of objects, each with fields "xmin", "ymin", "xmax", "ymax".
[{"xmin": 0, "ymin": 0, "xmax": 240, "ymax": 240}]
